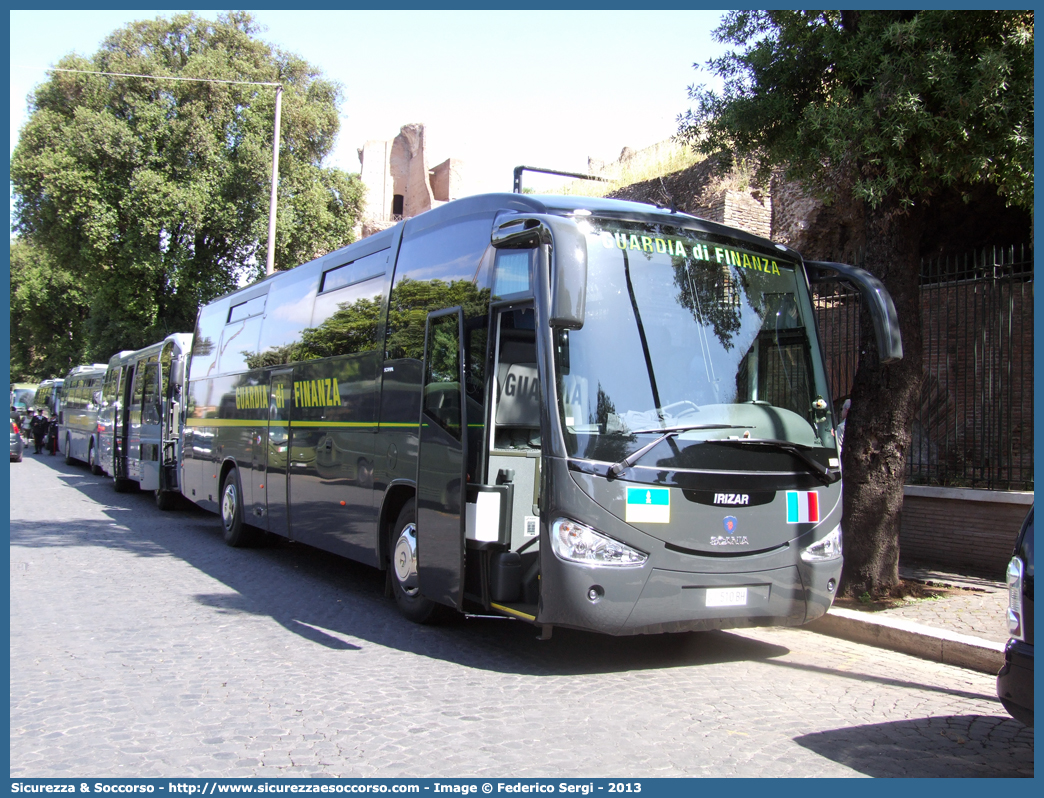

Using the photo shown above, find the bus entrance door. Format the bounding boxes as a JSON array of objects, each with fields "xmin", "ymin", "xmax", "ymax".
[
  {"xmin": 158, "ymin": 342, "xmax": 180, "ymax": 494},
  {"xmin": 416, "ymin": 308, "xmax": 467, "ymax": 609},
  {"xmin": 263, "ymin": 369, "xmax": 293, "ymax": 538},
  {"xmin": 116, "ymin": 365, "xmax": 134, "ymax": 481},
  {"xmin": 136, "ymin": 359, "xmax": 162, "ymax": 491}
]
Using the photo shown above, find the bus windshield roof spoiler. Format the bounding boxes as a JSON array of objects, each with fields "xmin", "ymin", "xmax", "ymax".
[
  {"xmin": 805, "ymin": 260, "xmax": 903, "ymax": 364},
  {"xmin": 492, "ymin": 214, "xmax": 587, "ymax": 329}
]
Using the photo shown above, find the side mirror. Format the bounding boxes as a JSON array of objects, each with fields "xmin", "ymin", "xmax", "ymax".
[
  {"xmin": 806, "ymin": 260, "xmax": 904, "ymax": 364},
  {"xmin": 491, "ymin": 214, "xmax": 587, "ymax": 329}
]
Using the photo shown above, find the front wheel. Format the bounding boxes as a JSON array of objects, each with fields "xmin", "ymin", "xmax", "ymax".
[
  {"xmin": 388, "ymin": 500, "xmax": 442, "ymax": 624},
  {"xmin": 221, "ymin": 468, "xmax": 258, "ymax": 547},
  {"xmin": 64, "ymin": 435, "xmax": 74, "ymax": 465}
]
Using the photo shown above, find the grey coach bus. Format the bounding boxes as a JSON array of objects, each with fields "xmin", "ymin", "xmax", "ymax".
[
  {"xmin": 98, "ymin": 333, "xmax": 192, "ymax": 508},
  {"xmin": 182, "ymin": 193, "xmax": 901, "ymax": 636},
  {"xmin": 58, "ymin": 363, "xmax": 108, "ymax": 467}
]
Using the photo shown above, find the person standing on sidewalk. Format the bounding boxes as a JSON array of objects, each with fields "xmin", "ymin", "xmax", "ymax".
[
  {"xmin": 29, "ymin": 410, "xmax": 47, "ymax": 454},
  {"xmin": 46, "ymin": 414, "xmax": 59, "ymax": 455}
]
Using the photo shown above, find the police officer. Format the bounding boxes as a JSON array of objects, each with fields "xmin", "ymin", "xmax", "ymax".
[{"xmin": 30, "ymin": 410, "xmax": 47, "ymax": 454}]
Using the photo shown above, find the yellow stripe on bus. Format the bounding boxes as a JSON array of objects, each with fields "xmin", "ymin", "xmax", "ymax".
[
  {"xmin": 291, "ymin": 421, "xmax": 378, "ymax": 428},
  {"xmin": 185, "ymin": 419, "xmax": 480, "ymax": 430},
  {"xmin": 186, "ymin": 418, "xmax": 381, "ymax": 429},
  {"xmin": 185, "ymin": 418, "xmax": 259, "ymax": 427}
]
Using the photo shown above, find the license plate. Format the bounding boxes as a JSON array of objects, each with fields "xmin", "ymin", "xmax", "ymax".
[{"xmin": 706, "ymin": 587, "xmax": 748, "ymax": 607}]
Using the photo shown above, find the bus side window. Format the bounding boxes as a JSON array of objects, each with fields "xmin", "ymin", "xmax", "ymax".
[{"xmin": 142, "ymin": 363, "xmax": 161, "ymax": 424}]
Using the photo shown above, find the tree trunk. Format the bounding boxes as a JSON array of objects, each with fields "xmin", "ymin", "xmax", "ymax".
[{"xmin": 839, "ymin": 193, "xmax": 925, "ymax": 597}]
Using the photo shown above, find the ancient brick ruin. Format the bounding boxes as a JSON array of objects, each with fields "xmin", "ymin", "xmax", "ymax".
[{"xmin": 357, "ymin": 123, "xmax": 465, "ymax": 238}]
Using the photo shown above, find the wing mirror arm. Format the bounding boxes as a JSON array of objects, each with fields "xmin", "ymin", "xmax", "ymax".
[{"xmin": 806, "ymin": 260, "xmax": 904, "ymax": 364}]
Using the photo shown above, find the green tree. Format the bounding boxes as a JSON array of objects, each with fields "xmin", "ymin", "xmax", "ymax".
[
  {"xmin": 9, "ymin": 239, "xmax": 92, "ymax": 380},
  {"xmin": 11, "ymin": 11, "xmax": 364, "ymax": 363},
  {"xmin": 679, "ymin": 11, "xmax": 1033, "ymax": 596}
]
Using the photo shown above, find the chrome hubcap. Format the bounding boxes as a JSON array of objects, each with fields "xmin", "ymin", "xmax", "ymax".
[
  {"xmin": 393, "ymin": 522, "xmax": 419, "ymax": 596},
  {"xmin": 222, "ymin": 482, "xmax": 237, "ymax": 529}
]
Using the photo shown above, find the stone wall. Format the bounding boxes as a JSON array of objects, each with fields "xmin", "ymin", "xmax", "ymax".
[
  {"xmin": 769, "ymin": 177, "xmax": 864, "ymax": 261},
  {"xmin": 607, "ymin": 154, "xmax": 775, "ymax": 238},
  {"xmin": 899, "ymin": 487, "xmax": 1031, "ymax": 577},
  {"xmin": 721, "ymin": 190, "xmax": 771, "ymax": 240}
]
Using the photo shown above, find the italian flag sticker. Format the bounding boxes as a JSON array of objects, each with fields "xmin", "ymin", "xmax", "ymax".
[
  {"xmin": 786, "ymin": 490, "xmax": 820, "ymax": 523},
  {"xmin": 626, "ymin": 487, "xmax": 670, "ymax": 523}
]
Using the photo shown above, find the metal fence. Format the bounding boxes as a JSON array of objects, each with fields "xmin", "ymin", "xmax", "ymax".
[{"xmin": 813, "ymin": 245, "xmax": 1033, "ymax": 491}]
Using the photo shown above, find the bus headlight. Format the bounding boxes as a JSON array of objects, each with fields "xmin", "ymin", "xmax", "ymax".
[
  {"xmin": 801, "ymin": 524, "xmax": 843, "ymax": 562},
  {"xmin": 551, "ymin": 518, "xmax": 648, "ymax": 567}
]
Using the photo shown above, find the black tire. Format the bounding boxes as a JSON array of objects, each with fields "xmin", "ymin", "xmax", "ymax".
[
  {"xmin": 388, "ymin": 500, "xmax": 443, "ymax": 624},
  {"xmin": 64, "ymin": 435, "xmax": 74, "ymax": 465},
  {"xmin": 88, "ymin": 442, "xmax": 104, "ymax": 476},
  {"xmin": 156, "ymin": 489, "xmax": 179, "ymax": 511},
  {"xmin": 220, "ymin": 468, "xmax": 258, "ymax": 547}
]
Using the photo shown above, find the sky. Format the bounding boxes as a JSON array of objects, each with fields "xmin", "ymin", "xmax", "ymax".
[{"xmin": 10, "ymin": 9, "xmax": 730, "ymax": 197}]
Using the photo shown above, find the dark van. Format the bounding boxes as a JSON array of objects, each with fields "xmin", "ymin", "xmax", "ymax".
[{"xmin": 997, "ymin": 505, "xmax": 1033, "ymax": 726}]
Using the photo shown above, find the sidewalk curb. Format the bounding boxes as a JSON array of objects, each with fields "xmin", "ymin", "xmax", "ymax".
[{"xmin": 805, "ymin": 607, "xmax": 1005, "ymax": 674}]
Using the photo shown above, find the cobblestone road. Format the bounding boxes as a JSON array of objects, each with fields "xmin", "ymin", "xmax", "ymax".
[{"xmin": 10, "ymin": 454, "xmax": 1034, "ymax": 778}]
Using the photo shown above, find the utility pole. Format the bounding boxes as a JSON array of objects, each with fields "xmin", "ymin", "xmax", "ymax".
[{"xmin": 265, "ymin": 84, "xmax": 283, "ymax": 276}]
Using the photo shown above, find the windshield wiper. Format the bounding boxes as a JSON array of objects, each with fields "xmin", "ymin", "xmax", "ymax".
[
  {"xmin": 704, "ymin": 438, "xmax": 840, "ymax": 485},
  {"xmin": 608, "ymin": 425, "xmax": 749, "ymax": 478}
]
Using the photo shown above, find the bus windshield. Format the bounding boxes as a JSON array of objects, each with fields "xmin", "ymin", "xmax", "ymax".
[{"xmin": 555, "ymin": 219, "xmax": 837, "ymax": 470}]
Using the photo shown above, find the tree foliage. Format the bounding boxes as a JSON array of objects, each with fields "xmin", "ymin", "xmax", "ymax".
[
  {"xmin": 10, "ymin": 12, "xmax": 364, "ymax": 374},
  {"xmin": 679, "ymin": 11, "xmax": 1033, "ymax": 212},
  {"xmin": 9, "ymin": 239, "xmax": 92, "ymax": 380},
  {"xmin": 678, "ymin": 11, "xmax": 1033, "ymax": 596}
]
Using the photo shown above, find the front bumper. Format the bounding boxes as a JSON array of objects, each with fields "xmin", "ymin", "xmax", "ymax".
[
  {"xmin": 539, "ymin": 546, "xmax": 842, "ymax": 635},
  {"xmin": 997, "ymin": 639, "xmax": 1034, "ymax": 726}
]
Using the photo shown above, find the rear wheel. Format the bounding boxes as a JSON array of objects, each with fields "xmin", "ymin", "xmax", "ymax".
[
  {"xmin": 113, "ymin": 476, "xmax": 135, "ymax": 493},
  {"xmin": 88, "ymin": 442, "xmax": 104, "ymax": 476},
  {"xmin": 221, "ymin": 468, "xmax": 258, "ymax": 547},
  {"xmin": 156, "ymin": 488, "xmax": 179, "ymax": 511},
  {"xmin": 388, "ymin": 500, "xmax": 442, "ymax": 624},
  {"xmin": 64, "ymin": 435, "xmax": 74, "ymax": 465}
]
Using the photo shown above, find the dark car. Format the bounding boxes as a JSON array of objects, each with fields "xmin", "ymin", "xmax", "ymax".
[{"xmin": 997, "ymin": 505, "xmax": 1033, "ymax": 726}]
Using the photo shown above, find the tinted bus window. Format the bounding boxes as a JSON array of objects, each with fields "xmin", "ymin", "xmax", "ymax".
[
  {"xmin": 189, "ymin": 303, "xmax": 227, "ymax": 381},
  {"xmin": 252, "ymin": 266, "xmax": 320, "ymax": 369},
  {"xmin": 142, "ymin": 363, "xmax": 160, "ymax": 424},
  {"xmin": 320, "ymin": 250, "xmax": 387, "ymax": 294},
  {"xmin": 102, "ymin": 369, "xmax": 118, "ymax": 405},
  {"xmin": 228, "ymin": 294, "xmax": 267, "ymax": 324},
  {"xmin": 218, "ymin": 317, "xmax": 263, "ymax": 375},
  {"xmin": 306, "ymin": 252, "xmax": 389, "ymax": 360},
  {"xmin": 386, "ymin": 215, "xmax": 493, "ymax": 361}
]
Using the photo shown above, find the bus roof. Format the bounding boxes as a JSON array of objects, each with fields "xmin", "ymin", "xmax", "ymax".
[
  {"xmin": 62, "ymin": 364, "xmax": 109, "ymax": 381},
  {"xmin": 199, "ymin": 192, "xmax": 801, "ymax": 307},
  {"xmin": 105, "ymin": 333, "xmax": 193, "ymax": 369}
]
